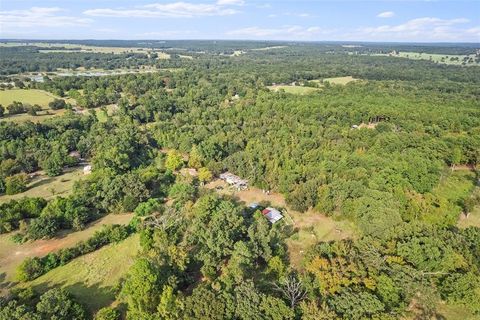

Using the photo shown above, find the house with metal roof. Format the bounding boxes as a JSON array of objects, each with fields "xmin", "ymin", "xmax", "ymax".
[{"xmin": 261, "ymin": 207, "xmax": 283, "ymax": 224}]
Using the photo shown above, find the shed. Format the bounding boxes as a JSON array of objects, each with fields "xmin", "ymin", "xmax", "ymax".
[
  {"xmin": 83, "ymin": 165, "xmax": 92, "ymax": 175},
  {"xmin": 261, "ymin": 207, "xmax": 283, "ymax": 224}
]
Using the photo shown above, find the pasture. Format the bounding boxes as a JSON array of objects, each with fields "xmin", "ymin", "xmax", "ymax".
[
  {"xmin": 0, "ymin": 89, "xmax": 56, "ymax": 107},
  {"xmin": 322, "ymin": 76, "xmax": 358, "ymax": 85},
  {"xmin": 0, "ymin": 89, "xmax": 75, "ymax": 123},
  {"xmin": 0, "ymin": 213, "xmax": 134, "ymax": 285},
  {"xmin": 0, "ymin": 166, "xmax": 84, "ymax": 204},
  {"xmin": 20, "ymin": 234, "xmax": 140, "ymax": 313}
]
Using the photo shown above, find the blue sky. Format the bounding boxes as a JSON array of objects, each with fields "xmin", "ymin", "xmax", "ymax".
[{"xmin": 1, "ymin": 0, "xmax": 479, "ymax": 42}]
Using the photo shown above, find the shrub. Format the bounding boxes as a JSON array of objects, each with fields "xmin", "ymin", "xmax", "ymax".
[
  {"xmin": 27, "ymin": 216, "xmax": 60, "ymax": 240},
  {"xmin": 95, "ymin": 307, "xmax": 120, "ymax": 320},
  {"xmin": 5, "ymin": 173, "xmax": 28, "ymax": 195},
  {"xmin": 48, "ymin": 99, "xmax": 67, "ymax": 110}
]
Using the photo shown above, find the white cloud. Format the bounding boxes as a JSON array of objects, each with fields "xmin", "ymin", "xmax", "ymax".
[
  {"xmin": 84, "ymin": 2, "xmax": 240, "ymax": 18},
  {"xmin": 377, "ymin": 11, "xmax": 395, "ymax": 18},
  {"xmin": 227, "ymin": 25, "xmax": 327, "ymax": 39},
  {"xmin": 354, "ymin": 17, "xmax": 473, "ymax": 41},
  {"xmin": 0, "ymin": 7, "xmax": 92, "ymax": 29},
  {"xmin": 217, "ymin": 0, "xmax": 245, "ymax": 5}
]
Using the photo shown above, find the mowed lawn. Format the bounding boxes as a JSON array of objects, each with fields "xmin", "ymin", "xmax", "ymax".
[
  {"xmin": 0, "ymin": 166, "xmax": 85, "ymax": 204},
  {"xmin": 0, "ymin": 214, "xmax": 134, "ymax": 285},
  {"xmin": 22, "ymin": 234, "xmax": 140, "ymax": 314}
]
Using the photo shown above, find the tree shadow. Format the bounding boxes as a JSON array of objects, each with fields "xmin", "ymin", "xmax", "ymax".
[
  {"xmin": 31, "ymin": 280, "xmax": 118, "ymax": 317},
  {"xmin": 28, "ymin": 177, "xmax": 55, "ymax": 189}
]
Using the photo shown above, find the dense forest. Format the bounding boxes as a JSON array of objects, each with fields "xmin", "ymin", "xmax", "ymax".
[{"xmin": 0, "ymin": 41, "xmax": 479, "ymax": 320}]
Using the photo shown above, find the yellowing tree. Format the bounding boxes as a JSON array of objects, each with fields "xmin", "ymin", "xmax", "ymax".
[
  {"xmin": 198, "ymin": 167, "xmax": 213, "ymax": 185},
  {"xmin": 188, "ymin": 145, "xmax": 203, "ymax": 169},
  {"xmin": 165, "ymin": 150, "xmax": 183, "ymax": 172}
]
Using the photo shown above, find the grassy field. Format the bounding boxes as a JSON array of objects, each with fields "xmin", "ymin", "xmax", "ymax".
[
  {"xmin": 0, "ymin": 213, "xmax": 134, "ymax": 285},
  {"xmin": 20, "ymin": 234, "xmax": 140, "ymax": 314},
  {"xmin": 323, "ymin": 76, "xmax": 358, "ymax": 85},
  {"xmin": 267, "ymin": 85, "xmax": 320, "ymax": 95},
  {"xmin": 0, "ymin": 89, "xmax": 75, "ymax": 123},
  {"xmin": 310, "ymin": 76, "xmax": 358, "ymax": 85},
  {"xmin": 0, "ymin": 166, "xmax": 84, "ymax": 204},
  {"xmin": 436, "ymin": 302, "xmax": 478, "ymax": 320},
  {"xmin": 433, "ymin": 170, "xmax": 476, "ymax": 203},
  {"xmin": 0, "ymin": 89, "xmax": 56, "ymax": 107}
]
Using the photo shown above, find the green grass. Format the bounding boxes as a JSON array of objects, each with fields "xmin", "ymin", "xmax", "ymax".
[
  {"xmin": 0, "ymin": 214, "xmax": 134, "ymax": 285},
  {"xmin": 268, "ymin": 85, "xmax": 320, "ymax": 95},
  {"xmin": 0, "ymin": 166, "xmax": 84, "ymax": 204},
  {"xmin": 433, "ymin": 170, "xmax": 476, "ymax": 202},
  {"xmin": 21, "ymin": 234, "xmax": 140, "ymax": 313},
  {"xmin": 286, "ymin": 210, "xmax": 357, "ymax": 268},
  {"xmin": 0, "ymin": 89, "xmax": 75, "ymax": 123},
  {"xmin": 0, "ymin": 89, "xmax": 56, "ymax": 107},
  {"xmin": 322, "ymin": 76, "xmax": 358, "ymax": 85},
  {"xmin": 458, "ymin": 205, "xmax": 480, "ymax": 229},
  {"xmin": 436, "ymin": 302, "xmax": 478, "ymax": 320},
  {"xmin": 311, "ymin": 76, "xmax": 358, "ymax": 85}
]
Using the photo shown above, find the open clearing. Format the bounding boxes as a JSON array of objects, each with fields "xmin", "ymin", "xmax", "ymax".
[
  {"xmin": 19, "ymin": 234, "xmax": 140, "ymax": 314},
  {"xmin": 0, "ymin": 213, "xmax": 134, "ymax": 285},
  {"xmin": 0, "ymin": 89, "xmax": 56, "ymax": 107},
  {"xmin": 205, "ymin": 179, "xmax": 357, "ymax": 268},
  {"xmin": 312, "ymin": 76, "xmax": 359, "ymax": 85},
  {"xmin": 0, "ymin": 166, "xmax": 85, "ymax": 204},
  {"xmin": 0, "ymin": 89, "xmax": 76, "ymax": 123},
  {"xmin": 267, "ymin": 85, "xmax": 320, "ymax": 95},
  {"xmin": 436, "ymin": 302, "xmax": 478, "ymax": 320}
]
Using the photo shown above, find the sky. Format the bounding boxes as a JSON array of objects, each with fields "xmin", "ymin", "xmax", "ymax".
[{"xmin": 0, "ymin": 0, "xmax": 479, "ymax": 42}]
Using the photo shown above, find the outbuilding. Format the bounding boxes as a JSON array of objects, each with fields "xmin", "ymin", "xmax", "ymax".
[{"xmin": 261, "ymin": 207, "xmax": 283, "ymax": 224}]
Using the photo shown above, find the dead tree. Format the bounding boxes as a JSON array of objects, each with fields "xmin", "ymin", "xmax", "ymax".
[
  {"xmin": 143, "ymin": 208, "xmax": 182, "ymax": 231},
  {"xmin": 273, "ymin": 275, "xmax": 307, "ymax": 308}
]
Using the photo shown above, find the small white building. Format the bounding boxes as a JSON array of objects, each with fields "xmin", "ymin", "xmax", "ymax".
[
  {"xmin": 261, "ymin": 207, "xmax": 283, "ymax": 224},
  {"xmin": 83, "ymin": 165, "xmax": 92, "ymax": 175}
]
